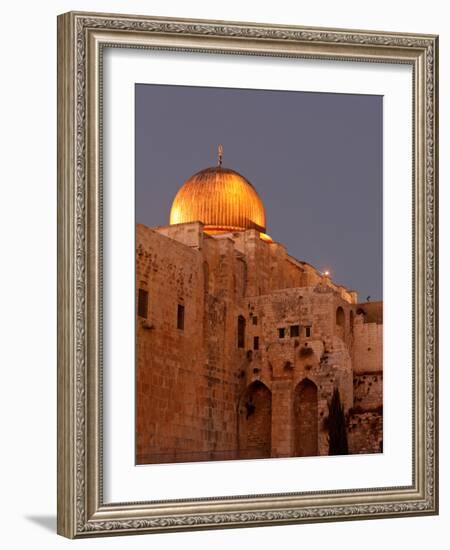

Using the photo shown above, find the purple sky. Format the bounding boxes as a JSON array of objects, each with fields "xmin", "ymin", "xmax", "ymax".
[{"xmin": 135, "ymin": 84, "xmax": 382, "ymax": 301}]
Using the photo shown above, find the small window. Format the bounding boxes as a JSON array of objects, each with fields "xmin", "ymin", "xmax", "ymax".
[
  {"xmin": 278, "ymin": 328, "xmax": 285, "ymax": 339},
  {"xmin": 252, "ymin": 316, "xmax": 258, "ymax": 325},
  {"xmin": 305, "ymin": 326, "xmax": 311, "ymax": 338},
  {"xmin": 177, "ymin": 304, "xmax": 185, "ymax": 330},
  {"xmin": 253, "ymin": 336, "xmax": 259, "ymax": 350},
  {"xmin": 290, "ymin": 325, "xmax": 300, "ymax": 337},
  {"xmin": 237, "ymin": 315, "xmax": 246, "ymax": 348},
  {"xmin": 138, "ymin": 289, "xmax": 148, "ymax": 318},
  {"xmin": 336, "ymin": 306, "xmax": 345, "ymax": 328}
]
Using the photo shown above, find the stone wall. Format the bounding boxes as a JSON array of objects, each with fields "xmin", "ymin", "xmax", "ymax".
[
  {"xmin": 353, "ymin": 372, "xmax": 383, "ymax": 410},
  {"xmin": 238, "ymin": 381, "xmax": 272, "ymax": 458},
  {"xmin": 136, "ymin": 221, "xmax": 383, "ymax": 463},
  {"xmin": 348, "ymin": 412, "xmax": 383, "ymax": 454},
  {"xmin": 294, "ymin": 379, "xmax": 318, "ymax": 456},
  {"xmin": 352, "ymin": 311, "xmax": 383, "ymax": 374},
  {"xmin": 237, "ymin": 287, "xmax": 356, "ymax": 457},
  {"xmin": 136, "ymin": 224, "xmax": 243, "ymax": 464},
  {"xmin": 348, "ymin": 371, "xmax": 383, "ymax": 455}
]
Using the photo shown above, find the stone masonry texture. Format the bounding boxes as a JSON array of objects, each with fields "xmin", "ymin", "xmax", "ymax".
[{"xmin": 136, "ymin": 222, "xmax": 383, "ymax": 464}]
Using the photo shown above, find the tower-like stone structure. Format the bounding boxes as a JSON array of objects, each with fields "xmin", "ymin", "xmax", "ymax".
[{"xmin": 136, "ymin": 148, "xmax": 383, "ymax": 464}]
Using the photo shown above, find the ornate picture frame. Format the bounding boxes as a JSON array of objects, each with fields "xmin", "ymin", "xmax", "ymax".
[{"xmin": 57, "ymin": 11, "xmax": 438, "ymax": 538}]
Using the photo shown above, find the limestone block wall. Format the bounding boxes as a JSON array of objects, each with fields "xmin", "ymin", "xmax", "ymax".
[
  {"xmin": 353, "ymin": 372, "xmax": 383, "ymax": 410},
  {"xmin": 352, "ymin": 316, "xmax": 383, "ymax": 374},
  {"xmin": 155, "ymin": 220, "xmax": 204, "ymax": 249},
  {"xmin": 243, "ymin": 287, "xmax": 354, "ymax": 457},
  {"xmin": 294, "ymin": 379, "xmax": 318, "ymax": 456},
  {"xmin": 232, "ymin": 229, "xmax": 354, "ymax": 299},
  {"xmin": 136, "ymin": 225, "xmax": 241, "ymax": 464},
  {"xmin": 136, "ymin": 222, "xmax": 383, "ymax": 463},
  {"xmin": 348, "ymin": 412, "xmax": 383, "ymax": 454},
  {"xmin": 238, "ymin": 381, "xmax": 272, "ymax": 459}
]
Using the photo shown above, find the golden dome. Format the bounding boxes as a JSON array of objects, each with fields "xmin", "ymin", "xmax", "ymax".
[{"xmin": 169, "ymin": 148, "xmax": 266, "ymax": 235}]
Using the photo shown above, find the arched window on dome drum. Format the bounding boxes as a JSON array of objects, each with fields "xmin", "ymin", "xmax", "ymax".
[{"xmin": 237, "ymin": 315, "xmax": 246, "ymax": 348}]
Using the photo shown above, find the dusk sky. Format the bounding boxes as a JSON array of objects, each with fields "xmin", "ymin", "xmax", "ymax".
[{"xmin": 135, "ymin": 84, "xmax": 382, "ymax": 301}]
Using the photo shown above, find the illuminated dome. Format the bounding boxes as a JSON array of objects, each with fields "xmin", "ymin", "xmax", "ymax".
[{"xmin": 169, "ymin": 146, "xmax": 266, "ymax": 235}]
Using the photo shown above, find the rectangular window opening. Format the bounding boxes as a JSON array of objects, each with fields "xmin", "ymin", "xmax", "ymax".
[
  {"xmin": 177, "ymin": 304, "xmax": 185, "ymax": 330},
  {"xmin": 252, "ymin": 316, "xmax": 258, "ymax": 325},
  {"xmin": 278, "ymin": 327, "xmax": 285, "ymax": 339},
  {"xmin": 138, "ymin": 289, "xmax": 148, "ymax": 319},
  {"xmin": 253, "ymin": 336, "xmax": 259, "ymax": 350},
  {"xmin": 305, "ymin": 326, "xmax": 311, "ymax": 338},
  {"xmin": 290, "ymin": 325, "xmax": 300, "ymax": 337},
  {"xmin": 237, "ymin": 316, "xmax": 246, "ymax": 348}
]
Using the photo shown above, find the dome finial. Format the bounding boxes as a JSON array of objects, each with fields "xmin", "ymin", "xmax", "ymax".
[{"xmin": 217, "ymin": 144, "xmax": 223, "ymax": 167}]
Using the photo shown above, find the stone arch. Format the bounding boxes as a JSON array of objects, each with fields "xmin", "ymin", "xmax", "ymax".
[
  {"xmin": 294, "ymin": 378, "xmax": 318, "ymax": 457},
  {"xmin": 238, "ymin": 381, "xmax": 272, "ymax": 459}
]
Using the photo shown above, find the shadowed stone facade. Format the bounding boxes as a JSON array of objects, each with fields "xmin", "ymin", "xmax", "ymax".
[{"xmin": 136, "ymin": 222, "xmax": 383, "ymax": 464}]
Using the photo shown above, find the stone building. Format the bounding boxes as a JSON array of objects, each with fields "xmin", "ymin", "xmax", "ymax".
[{"xmin": 136, "ymin": 148, "xmax": 383, "ymax": 465}]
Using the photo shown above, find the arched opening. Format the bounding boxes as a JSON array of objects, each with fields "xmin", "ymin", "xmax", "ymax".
[
  {"xmin": 336, "ymin": 306, "xmax": 345, "ymax": 339},
  {"xmin": 239, "ymin": 381, "xmax": 272, "ymax": 459},
  {"xmin": 356, "ymin": 307, "xmax": 367, "ymax": 325},
  {"xmin": 237, "ymin": 315, "xmax": 246, "ymax": 348},
  {"xmin": 294, "ymin": 378, "xmax": 318, "ymax": 457}
]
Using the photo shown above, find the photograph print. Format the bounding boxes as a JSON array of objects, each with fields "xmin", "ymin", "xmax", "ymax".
[{"xmin": 135, "ymin": 84, "xmax": 383, "ymax": 465}]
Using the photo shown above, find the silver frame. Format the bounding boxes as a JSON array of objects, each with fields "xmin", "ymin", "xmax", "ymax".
[{"xmin": 57, "ymin": 11, "xmax": 439, "ymax": 538}]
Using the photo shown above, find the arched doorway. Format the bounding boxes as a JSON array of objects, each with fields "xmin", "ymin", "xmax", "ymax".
[
  {"xmin": 239, "ymin": 381, "xmax": 272, "ymax": 459},
  {"xmin": 294, "ymin": 378, "xmax": 318, "ymax": 457}
]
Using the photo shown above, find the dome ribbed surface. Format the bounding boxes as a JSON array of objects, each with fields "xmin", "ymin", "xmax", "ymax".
[{"xmin": 169, "ymin": 166, "xmax": 266, "ymax": 234}]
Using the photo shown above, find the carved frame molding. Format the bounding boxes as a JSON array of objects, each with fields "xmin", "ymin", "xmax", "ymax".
[{"xmin": 57, "ymin": 11, "xmax": 438, "ymax": 538}]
